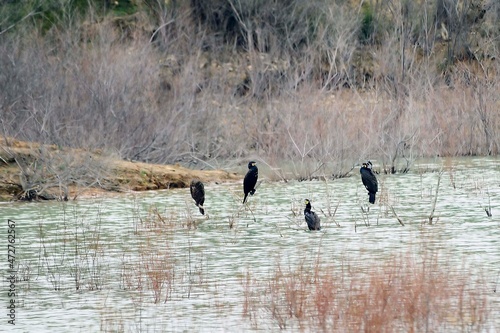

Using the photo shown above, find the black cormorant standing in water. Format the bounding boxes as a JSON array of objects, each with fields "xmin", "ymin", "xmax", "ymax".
[
  {"xmin": 360, "ymin": 161, "xmax": 378, "ymax": 204},
  {"xmin": 190, "ymin": 179, "xmax": 205, "ymax": 215},
  {"xmin": 304, "ymin": 199, "xmax": 321, "ymax": 231},
  {"xmin": 243, "ymin": 161, "xmax": 258, "ymax": 204}
]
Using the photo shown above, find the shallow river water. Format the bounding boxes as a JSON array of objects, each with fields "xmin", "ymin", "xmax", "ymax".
[{"xmin": 1, "ymin": 157, "xmax": 500, "ymax": 332}]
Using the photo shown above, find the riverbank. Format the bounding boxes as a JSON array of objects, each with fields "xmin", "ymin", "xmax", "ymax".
[{"xmin": 0, "ymin": 137, "xmax": 241, "ymax": 201}]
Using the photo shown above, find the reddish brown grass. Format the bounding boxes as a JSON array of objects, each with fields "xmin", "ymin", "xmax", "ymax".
[{"xmin": 244, "ymin": 251, "xmax": 491, "ymax": 332}]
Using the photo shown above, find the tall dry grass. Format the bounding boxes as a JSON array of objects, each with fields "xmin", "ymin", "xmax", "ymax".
[
  {"xmin": 121, "ymin": 206, "xmax": 207, "ymax": 305},
  {"xmin": 36, "ymin": 202, "xmax": 106, "ymax": 291},
  {"xmin": 243, "ymin": 251, "xmax": 491, "ymax": 331}
]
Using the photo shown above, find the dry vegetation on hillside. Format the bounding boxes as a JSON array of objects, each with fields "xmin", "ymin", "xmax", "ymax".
[{"xmin": 0, "ymin": 0, "xmax": 499, "ymax": 199}]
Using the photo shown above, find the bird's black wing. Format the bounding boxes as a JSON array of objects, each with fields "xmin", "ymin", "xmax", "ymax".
[
  {"xmin": 243, "ymin": 164, "xmax": 258, "ymax": 203},
  {"xmin": 360, "ymin": 168, "xmax": 378, "ymax": 193},
  {"xmin": 305, "ymin": 211, "xmax": 321, "ymax": 230},
  {"xmin": 190, "ymin": 180, "xmax": 205, "ymax": 214},
  {"xmin": 243, "ymin": 168, "xmax": 258, "ymax": 195}
]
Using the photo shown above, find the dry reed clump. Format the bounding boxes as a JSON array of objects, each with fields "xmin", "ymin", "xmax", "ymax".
[
  {"xmin": 134, "ymin": 206, "xmax": 175, "ymax": 232},
  {"xmin": 123, "ymin": 204, "xmax": 207, "ymax": 304},
  {"xmin": 134, "ymin": 205, "xmax": 200, "ymax": 233},
  {"xmin": 35, "ymin": 203, "xmax": 107, "ymax": 291},
  {"xmin": 243, "ymin": 252, "xmax": 491, "ymax": 332},
  {"xmin": 120, "ymin": 230, "xmax": 178, "ymax": 304}
]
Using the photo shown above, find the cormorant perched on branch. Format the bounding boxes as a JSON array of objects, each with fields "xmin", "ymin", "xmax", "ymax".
[
  {"xmin": 360, "ymin": 161, "xmax": 378, "ymax": 204},
  {"xmin": 304, "ymin": 199, "xmax": 321, "ymax": 231},
  {"xmin": 243, "ymin": 161, "xmax": 258, "ymax": 204},
  {"xmin": 190, "ymin": 179, "xmax": 205, "ymax": 215}
]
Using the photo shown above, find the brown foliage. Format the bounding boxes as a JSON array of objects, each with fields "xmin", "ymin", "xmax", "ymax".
[
  {"xmin": 244, "ymin": 251, "xmax": 491, "ymax": 331},
  {"xmin": 0, "ymin": 0, "xmax": 498, "ymax": 181}
]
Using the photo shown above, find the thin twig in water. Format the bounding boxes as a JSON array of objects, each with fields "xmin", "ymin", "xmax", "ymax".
[
  {"xmin": 241, "ymin": 200, "xmax": 257, "ymax": 226},
  {"xmin": 389, "ymin": 205, "xmax": 405, "ymax": 226},
  {"xmin": 484, "ymin": 188, "xmax": 492, "ymax": 217},
  {"xmin": 484, "ymin": 207, "xmax": 492, "ymax": 217},
  {"xmin": 319, "ymin": 203, "xmax": 341, "ymax": 227},
  {"xmin": 428, "ymin": 170, "xmax": 443, "ymax": 224},
  {"xmin": 360, "ymin": 205, "xmax": 370, "ymax": 226},
  {"xmin": 331, "ymin": 201, "xmax": 341, "ymax": 227}
]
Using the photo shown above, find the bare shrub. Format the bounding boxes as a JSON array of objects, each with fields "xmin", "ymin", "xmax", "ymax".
[
  {"xmin": 244, "ymin": 250, "xmax": 491, "ymax": 331},
  {"xmin": 1, "ymin": 140, "xmax": 111, "ymax": 200},
  {"xmin": 1, "ymin": 17, "xmax": 192, "ymax": 163},
  {"xmin": 1, "ymin": 0, "xmax": 499, "ymax": 182}
]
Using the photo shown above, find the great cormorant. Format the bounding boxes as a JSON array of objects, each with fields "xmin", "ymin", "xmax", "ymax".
[
  {"xmin": 360, "ymin": 161, "xmax": 378, "ymax": 204},
  {"xmin": 190, "ymin": 179, "xmax": 205, "ymax": 215},
  {"xmin": 304, "ymin": 199, "xmax": 321, "ymax": 231},
  {"xmin": 243, "ymin": 161, "xmax": 258, "ymax": 204}
]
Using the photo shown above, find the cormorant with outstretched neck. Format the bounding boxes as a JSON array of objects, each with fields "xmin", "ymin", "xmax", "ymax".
[
  {"xmin": 243, "ymin": 161, "xmax": 258, "ymax": 204},
  {"xmin": 304, "ymin": 199, "xmax": 321, "ymax": 231},
  {"xmin": 190, "ymin": 179, "xmax": 205, "ymax": 215},
  {"xmin": 360, "ymin": 161, "xmax": 378, "ymax": 204}
]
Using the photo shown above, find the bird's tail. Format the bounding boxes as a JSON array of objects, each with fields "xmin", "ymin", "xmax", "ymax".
[
  {"xmin": 369, "ymin": 193, "xmax": 376, "ymax": 204},
  {"xmin": 198, "ymin": 205, "xmax": 205, "ymax": 215},
  {"xmin": 242, "ymin": 194, "xmax": 248, "ymax": 204}
]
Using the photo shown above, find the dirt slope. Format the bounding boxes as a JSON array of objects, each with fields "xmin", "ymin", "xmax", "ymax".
[{"xmin": 0, "ymin": 137, "xmax": 241, "ymax": 201}]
